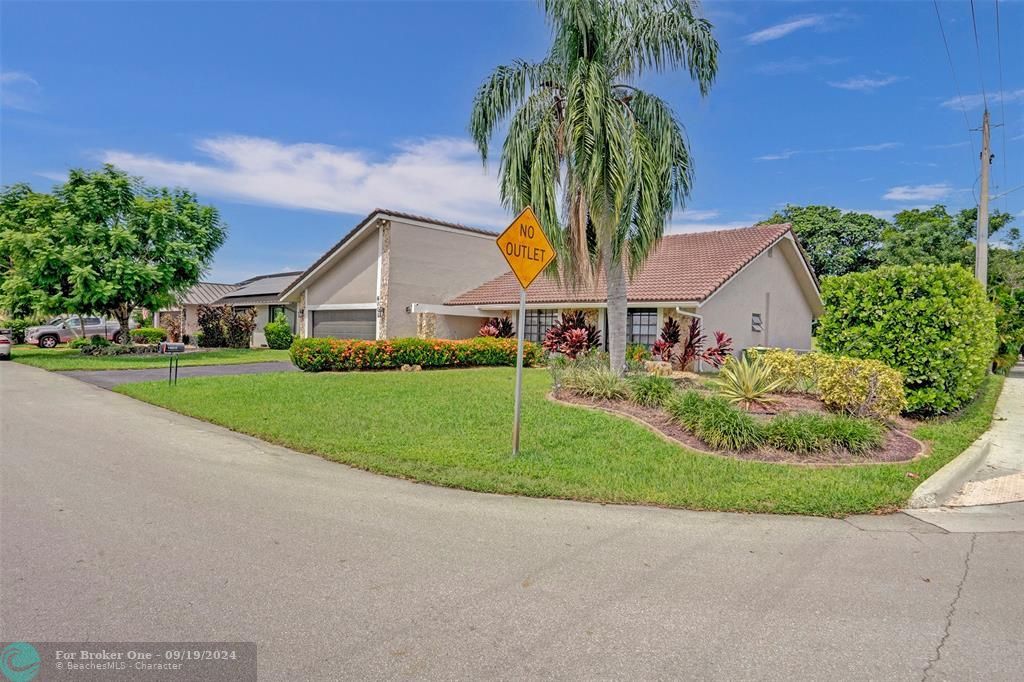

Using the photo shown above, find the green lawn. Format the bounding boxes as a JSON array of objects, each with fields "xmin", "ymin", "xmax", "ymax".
[
  {"xmin": 115, "ymin": 368, "xmax": 1004, "ymax": 517},
  {"xmin": 12, "ymin": 345, "xmax": 291, "ymax": 371}
]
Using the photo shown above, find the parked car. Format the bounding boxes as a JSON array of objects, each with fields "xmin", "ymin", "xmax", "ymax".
[
  {"xmin": 24, "ymin": 316, "xmax": 135, "ymax": 348},
  {"xmin": 0, "ymin": 330, "xmax": 11, "ymax": 360}
]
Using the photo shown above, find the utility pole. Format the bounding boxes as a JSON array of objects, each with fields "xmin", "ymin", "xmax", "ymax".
[{"xmin": 975, "ymin": 109, "xmax": 991, "ymax": 286}]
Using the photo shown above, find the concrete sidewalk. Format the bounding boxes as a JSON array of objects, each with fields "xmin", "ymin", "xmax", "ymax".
[
  {"xmin": 2, "ymin": 360, "xmax": 1023, "ymax": 680},
  {"xmin": 906, "ymin": 366, "xmax": 1024, "ymax": 532}
]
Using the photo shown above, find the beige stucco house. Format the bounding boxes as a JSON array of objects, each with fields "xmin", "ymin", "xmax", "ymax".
[
  {"xmin": 280, "ymin": 209, "xmax": 508, "ymax": 340},
  {"xmin": 154, "ymin": 281, "xmax": 238, "ymax": 341},
  {"xmin": 212, "ymin": 272, "xmax": 301, "ymax": 347},
  {"xmin": 444, "ymin": 224, "xmax": 823, "ymax": 355},
  {"xmin": 281, "ymin": 209, "xmax": 822, "ymax": 355}
]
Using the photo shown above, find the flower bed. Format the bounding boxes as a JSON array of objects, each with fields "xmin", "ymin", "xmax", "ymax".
[{"xmin": 290, "ymin": 336, "xmax": 543, "ymax": 372}]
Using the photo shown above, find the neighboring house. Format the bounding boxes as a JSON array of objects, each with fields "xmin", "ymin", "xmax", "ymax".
[
  {"xmin": 281, "ymin": 210, "xmax": 822, "ymax": 355},
  {"xmin": 154, "ymin": 281, "xmax": 238, "ymax": 340},
  {"xmin": 280, "ymin": 209, "xmax": 507, "ymax": 340},
  {"xmin": 442, "ymin": 223, "xmax": 823, "ymax": 355},
  {"xmin": 213, "ymin": 272, "xmax": 302, "ymax": 347}
]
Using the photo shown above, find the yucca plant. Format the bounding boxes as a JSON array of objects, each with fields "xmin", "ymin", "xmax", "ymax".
[{"xmin": 711, "ymin": 354, "xmax": 785, "ymax": 408}]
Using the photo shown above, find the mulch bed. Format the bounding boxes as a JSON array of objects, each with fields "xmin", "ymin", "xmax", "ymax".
[{"xmin": 551, "ymin": 391, "xmax": 924, "ymax": 466}]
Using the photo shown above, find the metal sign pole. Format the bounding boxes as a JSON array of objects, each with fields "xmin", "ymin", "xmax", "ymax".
[{"xmin": 511, "ymin": 287, "xmax": 527, "ymax": 456}]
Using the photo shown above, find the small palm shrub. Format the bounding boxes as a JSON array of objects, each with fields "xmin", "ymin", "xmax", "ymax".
[
  {"xmin": 666, "ymin": 390, "xmax": 765, "ymax": 450},
  {"xmin": 711, "ymin": 354, "xmax": 785, "ymax": 407},
  {"xmin": 627, "ymin": 374, "xmax": 674, "ymax": 407},
  {"xmin": 563, "ymin": 366, "xmax": 630, "ymax": 401},
  {"xmin": 764, "ymin": 413, "xmax": 884, "ymax": 455}
]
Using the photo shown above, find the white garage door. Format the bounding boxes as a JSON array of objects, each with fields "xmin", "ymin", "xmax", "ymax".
[{"xmin": 311, "ymin": 309, "xmax": 376, "ymax": 339}]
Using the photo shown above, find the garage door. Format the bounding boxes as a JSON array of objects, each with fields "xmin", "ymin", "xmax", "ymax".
[{"xmin": 311, "ymin": 309, "xmax": 376, "ymax": 339}]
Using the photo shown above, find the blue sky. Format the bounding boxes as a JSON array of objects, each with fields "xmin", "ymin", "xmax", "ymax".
[{"xmin": 2, "ymin": 0, "xmax": 1022, "ymax": 282}]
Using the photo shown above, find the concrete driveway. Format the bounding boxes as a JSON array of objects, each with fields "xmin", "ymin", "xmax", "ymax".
[
  {"xmin": 1, "ymin": 362, "xmax": 1022, "ymax": 680},
  {"xmin": 61, "ymin": 360, "xmax": 298, "ymax": 388}
]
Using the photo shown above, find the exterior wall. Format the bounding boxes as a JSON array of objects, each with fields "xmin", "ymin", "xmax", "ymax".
[
  {"xmin": 249, "ymin": 305, "xmax": 272, "ymax": 348},
  {"xmin": 306, "ymin": 228, "xmax": 379, "ymax": 306},
  {"xmin": 697, "ymin": 241, "xmax": 815, "ymax": 355},
  {"xmin": 385, "ymin": 218, "xmax": 507, "ymax": 338},
  {"xmin": 433, "ymin": 314, "xmax": 490, "ymax": 339}
]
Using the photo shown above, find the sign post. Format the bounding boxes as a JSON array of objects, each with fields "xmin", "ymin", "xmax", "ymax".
[{"xmin": 495, "ymin": 206, "xmax": 555, "ymax": 456}]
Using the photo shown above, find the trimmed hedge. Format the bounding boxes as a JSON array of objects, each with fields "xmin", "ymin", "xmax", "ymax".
[
  {"xmin": 290, "ymin": 336, "xmax": 543, "ymax": 372},
  {"xmin": 131, "ymin": 327, "xmax": 168, "ymax": 344},
  {"xmin": 263, "ymin": 313, "xmax": 294, "ymax": 350},
  {"xmin": 817, "ymin": 264, "xmax": 996, "ymax": 415}
]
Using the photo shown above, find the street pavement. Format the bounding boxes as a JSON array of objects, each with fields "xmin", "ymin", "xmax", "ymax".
[
  {"xmin": 2, "ymin": 362, "xmax": 1022, "ymax": 680},
  {"xmin": 60, "ymin": 360, "xmax": 298, "ymax": 389}
]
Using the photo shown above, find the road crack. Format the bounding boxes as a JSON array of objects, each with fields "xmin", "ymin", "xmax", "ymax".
[{"xmin": 921, "ymin": 533, "xmax": 976, "ymax": 681}]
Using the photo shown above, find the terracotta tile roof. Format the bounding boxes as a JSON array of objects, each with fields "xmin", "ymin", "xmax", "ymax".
[
  {"xmin": 281, "ymin": 208, "xmax": 497, "ymax": 298},
  {"xmin": 446, "ymin": 223, "xmax": 795, "ymax": 306}
]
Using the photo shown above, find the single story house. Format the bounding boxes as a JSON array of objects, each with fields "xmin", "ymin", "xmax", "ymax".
[
  {"xmin": 154, "ymin": 281, "xmax": 238, "ymax": 340},
  {"xmin": 441, "ymin": 223, "xmax": 823, "ymax": 354},
  {"xmin": 212, "ymin": 271, "xmax": 302, "ymax": 347},
  {"xmin": 280, "ymin": 209, "xmax": 822, "ymax": 355},
  {"xmin": 280, "ymin": 209, "xmax": 508, "ymax": 340}
]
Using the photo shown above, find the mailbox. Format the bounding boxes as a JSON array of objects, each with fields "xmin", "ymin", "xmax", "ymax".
[{"xmin": 160, "ymin": 342, "xmax": 186, "ymax": 354}]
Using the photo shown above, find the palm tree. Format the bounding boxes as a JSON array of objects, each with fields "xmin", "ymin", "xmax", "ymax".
[{"xmin": 470, "ymin": 0, "xmax": 718, "ymax": 373}]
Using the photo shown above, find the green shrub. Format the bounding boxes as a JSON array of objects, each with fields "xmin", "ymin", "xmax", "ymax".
[
  {"xmin": 563, "ymin": 366, "xmax": 630, "ymax": 401},
  {"xmin": 764, "ymin": 413, "xmax": 884, "ymax": 455},
  {"xmin": 68, "ymin": 337, "xmax": 91, "ymax": 349},
  {"xmin": 627, "ymin": 374, "xmax": 674, "ymax": 407},
  {"xmin": 627, "ymin": 343, "xmax": 652, "ymax": 362},
  {"xmin": 711, "ymin": 354, "xmax": 785, "ymax": 407},
  {"xmin": 263, "ymin": 313, "xmax": 294, "ymax": 350},
  {"xmin": 0, "ymin": 316, "xmax": 46, "ymax": 344},
  {"xmin": 816, "ymin": 355, "xmax": 906, "ymax": 420},
  {"xmin": 290, "ymin": 336, "xmax": 543, "ymax": 372},
  {"xmin": 131, "ymin": 327, "xmax": 168, "ymax": 344},
  {"xmin": 752, "ymin": 348, "xmax": 820, "ymax": 393},
  {"xmin": 817, "ymin": 264, "xmax": 996, "ymax": 415},
  {"xmin": 666, "ymin": 390, "xmax": 765, "ymax": 451},
  {"xmin": 80, "ymin": 343, "xmax": 160, "ymax": 356},
  {"xmin": 197, "ymin": 305, "xmax": 256, "ymax": 348}
]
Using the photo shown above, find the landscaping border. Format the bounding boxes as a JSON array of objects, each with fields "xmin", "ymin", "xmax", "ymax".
[{"xmin": 549, "ymin": 392, "xmax": 928, "ymax": 467}]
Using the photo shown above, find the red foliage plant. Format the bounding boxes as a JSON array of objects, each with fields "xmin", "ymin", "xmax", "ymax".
[
  {"xmin": 479, "ymin": 316, "xmax": 515, "ymax": 339},
  {"xmin": 543, "ymin": 311, "xmax": 601, "ymax": 359}
]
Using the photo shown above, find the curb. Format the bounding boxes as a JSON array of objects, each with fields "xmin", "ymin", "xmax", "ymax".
[{"xmin": 906, "ymin": 439, "xmax": 991, "ymax": 509}]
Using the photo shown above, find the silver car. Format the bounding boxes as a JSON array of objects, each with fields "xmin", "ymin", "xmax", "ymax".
[
  {"xmin": 0, "ymin": 330, "xmax": 11, "ymax": 360},
  {"xmin": 25, "ymin": 316, "xmax": 132, "ymax": 348}
]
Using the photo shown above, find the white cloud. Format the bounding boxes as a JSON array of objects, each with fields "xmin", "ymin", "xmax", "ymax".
[
  {"xmin": 676, "ymin": 208, "xmax": 720, "ymax": 221},
  {"xmin": 751, "ymin": 56, "xmax": 845, "ymax": 76},
  {"xmin": 827, "ymin": 74, "xmax": 903, "ymax": 92},
  {"xmin": 1, "ymin": 71, "xmax": 41, "ymax": 110},
  {"xmin": 102, "ymin": 135, "xmax": 508, "ymax": 227},
  {"xmin": 882, "ymin": 183, "xmax": 954, "ymax": 201},
  {"xmin": 940, "ymin": 88, "xmax": 1024, "ymax": 111},
  {"xmin": 744, "ymin": 15, "xmax": 825, "ymax": 44},
  {"xmin": 755, "ymin": 142, "xmax": 900, "ymax": 161},
  {"xmin": 926, "ymin": 141, "xmax": 970, "ymax": 149}
]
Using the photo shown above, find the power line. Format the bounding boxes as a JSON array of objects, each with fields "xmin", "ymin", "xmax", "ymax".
[
  {"xmin": 968, "ymin": 0, "xmax": 988, "ymax": 109},
  {"xmin": 994, "ymin": 0, "xmax": 1009, "ymax": 213},
  {"xmin": 932, "ymin": 0, "xmax": 978, "ymax": 172}
]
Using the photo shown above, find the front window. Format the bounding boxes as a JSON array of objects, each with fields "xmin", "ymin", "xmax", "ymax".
[
  {"xmin": 627, "ymin": 309, "xmax": 658, "ymax": 348},
  {"xmin": 523, "ymin": 310, "xmax": 558, "ymax": 343},
  {"xmin": 268, "ymin": 305, "xmax": 296, "ymax": 332}
]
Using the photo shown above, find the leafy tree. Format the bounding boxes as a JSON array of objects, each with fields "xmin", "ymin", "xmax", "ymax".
[
  {"xmin": 879, "ymin": 205, "xmax": 1014, "ymax": 268},
  {"xmin": 758, "ymin": 205, "xmax": 886, "ymax": 278},
  {"xmin": 0, "ymin": 165, "xmax": 226, "ymax": 342},
  {"xmin": 469, "ymin": 0, "xmax": 719, "ymax": 373}
]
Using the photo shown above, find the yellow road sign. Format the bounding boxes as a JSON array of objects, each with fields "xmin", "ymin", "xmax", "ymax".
[{"xmin": 496, "ymin": 206, "xmax": 556, "ymax": 290}]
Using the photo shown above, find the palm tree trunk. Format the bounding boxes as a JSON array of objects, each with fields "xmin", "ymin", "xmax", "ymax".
[{"xmin": 604, "ymin": 242, "xmax": 628, "ymax": 375}]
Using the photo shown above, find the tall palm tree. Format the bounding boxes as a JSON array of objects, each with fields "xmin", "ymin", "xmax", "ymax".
[{"xmin": 470, "ymin": 0, "xmax": 718, "ymax": 373}]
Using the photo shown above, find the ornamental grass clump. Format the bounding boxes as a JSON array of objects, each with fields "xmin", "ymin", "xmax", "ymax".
[
  {"xmin": 563, "ymin": 365, "xmax": 630, "ymax": 401},
  {"xmin": 666, "ymin": 390, "xmax": 765, "ymax": 451},
  {"xmin": 627, "ymin": 374, "xmax": 674, "ymax": 408},
  {"xmin": 764, "ymin": 413, "xmax": 884, "ymax": 455}
]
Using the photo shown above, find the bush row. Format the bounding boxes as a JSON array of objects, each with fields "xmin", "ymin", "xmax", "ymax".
[
  {"xmin": 290, "ymin": 336, "xmax": 543, "ymax": 372},
  {"xmin": 752, "ymin": 349, "xmax": 906, "ymax": 419},
  {"xmin": 131, "ymin": 327, "xmax": 168, "ymax": 344}
]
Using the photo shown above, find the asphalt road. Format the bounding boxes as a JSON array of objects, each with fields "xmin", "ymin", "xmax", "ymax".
[
  {"xmin": 60, "ymin": 360, "xmax": 298, "ymax": 389},
  {"xmin": 2, "ymin": 362, "xmax": 1022, "ymax": 680}
]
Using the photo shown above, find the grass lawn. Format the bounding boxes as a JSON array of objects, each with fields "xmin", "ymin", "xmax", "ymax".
[
  {"xmin": 11, "ymin": 345, "xmax": 291, "ymax": 371},
  {"xmin": 115, "ymin": 368, "xmax": 1004, "ymax": 517}
]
